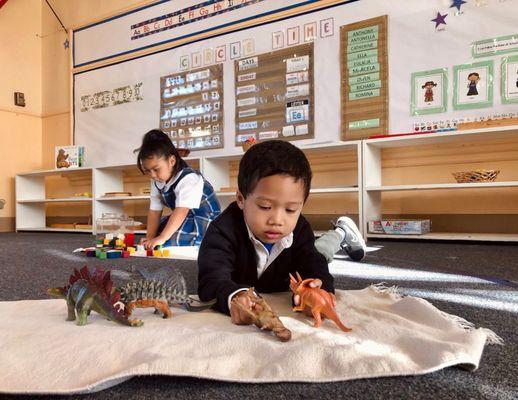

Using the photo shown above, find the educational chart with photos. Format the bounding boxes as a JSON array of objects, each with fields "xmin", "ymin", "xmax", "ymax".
[
  {"xmin": 159, "ymin": 65, "xmax": 223, "ymax": 150},
  {"xmin": 234, "ymin": 43, "xmax": 314, "ymax": 145}
]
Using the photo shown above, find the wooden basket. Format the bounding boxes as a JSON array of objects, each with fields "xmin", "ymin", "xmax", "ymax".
[{"xmin": 452, "ymin": 169, "xmax": 500, "ymax": 183}]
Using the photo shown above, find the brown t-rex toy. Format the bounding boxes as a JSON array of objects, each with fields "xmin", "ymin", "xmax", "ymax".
[
  {"xmin": 231, "ymin": 288, "xmax": 292, "ymax": 342},
  {"xmin": 289, "ymin": 272, "xmax": 352, "ymax": 332}
]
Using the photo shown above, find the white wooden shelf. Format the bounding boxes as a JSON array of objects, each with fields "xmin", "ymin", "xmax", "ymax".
[
  {"xmin": 17, "ymin": 227, "xmax": 93, "ymax": 233},
  {"xmin": 363, "ymin": 126, "xmax": 518, "ymax": 148},
  {"xmin": 16, "ymin": 167, "xmax": 93, "ymax": 177},
  {"xmin": 367, "ymin": 232, "xmax": 518, "ymax": 242},
  {"xmin": 362, "ymin": 126, "xmax": 518, "ymax": 242},
  {"xmin": 96, "ymin": 195, "xmax": 150, "ymax": 201},
  {"xmin": 17, "ymin": 127, "xmax": 518, "ymax": 241},
  {"xmin": 365, "ymin": 181, "xmax": 518, "ymax": 191},
  {"xmin": 17, "ymin": 197, "xmax": 93, "ymax": 203},
  {"xmin": 216, "ymin": 187, "xmax": 359, "ymax": 197},
  {"xmin": 310, "ymin": 187, "xmax": 359, "ymax": 194}
]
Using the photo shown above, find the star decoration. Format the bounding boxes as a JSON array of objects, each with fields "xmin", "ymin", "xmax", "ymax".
[
  {"xmin": 63, "ymin": 38, "xmax": 69, "ymax": 50},
  {"xmin": 450, "ymin": 0, "xmax": 467, "ymax": 11},
  {"xmin": 431, "ymin": 12, "xmax": 448, "ymax": 28}
]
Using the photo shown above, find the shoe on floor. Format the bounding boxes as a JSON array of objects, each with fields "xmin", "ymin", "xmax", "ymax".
[{"xmin": 335, "ymin": 216, "xmax": 366, "ymax": 261}]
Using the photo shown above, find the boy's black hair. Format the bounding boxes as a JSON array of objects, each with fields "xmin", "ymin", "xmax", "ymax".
[
  {"xmin": 135, "ymin": 129, "xmax": 188, "ymax": 175},
  {"xmin": 238, "ymin": 140, "xmax": 312, "ymax": 200}
]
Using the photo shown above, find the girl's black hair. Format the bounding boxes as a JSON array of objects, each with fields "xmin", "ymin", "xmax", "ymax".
[
  {"xmin": 135, "ymin": 129, "xmax": 188, "ymax": 175},
  {"xmin": 238, "ymin": 140, "xmax": 312, "ymax": 201}
]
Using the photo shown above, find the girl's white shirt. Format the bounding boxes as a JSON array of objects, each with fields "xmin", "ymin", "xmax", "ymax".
[{"xmin": 149, "ymin": 168, "xmax": 204, "ymax": 211}]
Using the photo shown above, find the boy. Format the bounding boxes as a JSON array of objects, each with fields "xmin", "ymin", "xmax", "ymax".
[{"xmin": 197, "ymin": 140, "xmax": 366, "ymax": 324}]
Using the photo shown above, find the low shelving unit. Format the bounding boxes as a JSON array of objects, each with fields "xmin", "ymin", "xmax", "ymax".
[{"xmin": 362, "ymin": 126, "xmax": 518, "ymax": 242}]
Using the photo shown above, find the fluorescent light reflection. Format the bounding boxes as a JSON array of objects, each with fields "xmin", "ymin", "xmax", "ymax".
[
  {"xmin": 402, "ymin": 288, "xmax": 518, "ymax": 314},
  {"xmin": 329, "ymin": 261, "xmax": 497, "ymax": 284},
  {"xmin": 43, "ymin": 249, "xmax": 83, "ymax": 262}
]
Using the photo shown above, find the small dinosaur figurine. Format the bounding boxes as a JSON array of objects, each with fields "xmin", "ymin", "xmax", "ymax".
[
  {"xmin": 118, "ymin": 277, "xmax": 215, "ymax": 319},
  {"xmin": 48, "ymin": 266, "xmax": 143, "ymax": 327},
  {"xmin": 289, "ymin": 272, "xmax": 351, "ymax": 332},
  {"xmin": 231, "ymin": 288, "xmax": 292, "ymax": 342}
]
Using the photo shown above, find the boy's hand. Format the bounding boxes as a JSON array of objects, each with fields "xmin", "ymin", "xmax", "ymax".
[
  {"xmin": 230, "ymin": 291, "xmax": 256, "ymax": 325},
  {"xmin": 293, "ymin": 279, "xmax": 333, "ymax": 317}
]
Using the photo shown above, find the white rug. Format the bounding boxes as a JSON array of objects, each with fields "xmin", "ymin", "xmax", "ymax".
[{"xmin": 0, "ymin": 285, "xmax": 501, "ymax": 395}]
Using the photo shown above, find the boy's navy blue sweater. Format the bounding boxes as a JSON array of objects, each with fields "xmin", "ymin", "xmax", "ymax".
[{"xmin": 197, "ymin": 201, "xmax": 334, "ymax": 315}]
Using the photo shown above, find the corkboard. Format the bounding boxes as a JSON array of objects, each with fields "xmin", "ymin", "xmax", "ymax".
[
  {"xmin": 159, "ymin": 64, "xmax": 223, "ymax": 151},
  {"xmin": 234, "ymin": 43, "xmax": 314, "ymax": 145},
  {"xmin": 340, "ymin": 16, "xmax": 388, "ymax": 140}
]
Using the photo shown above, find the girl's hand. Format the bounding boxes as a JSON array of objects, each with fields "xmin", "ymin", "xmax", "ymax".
[{"xmin": 144, "ymin": 236, "xmax": 167, "ymax": 250}]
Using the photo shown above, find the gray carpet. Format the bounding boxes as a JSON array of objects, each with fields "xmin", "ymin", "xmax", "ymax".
[{"xmin": 0, "ymin": 232, "xmax": 516, "ymax": 400}]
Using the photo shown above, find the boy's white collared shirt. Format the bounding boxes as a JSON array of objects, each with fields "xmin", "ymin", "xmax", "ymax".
[
  {"xmin": 227, "ymin": 223, "xmax": 294, "ymax": 310},
  {"xmin": 245, "ymin": 223, "xmax": 293, "ymax": 278}
]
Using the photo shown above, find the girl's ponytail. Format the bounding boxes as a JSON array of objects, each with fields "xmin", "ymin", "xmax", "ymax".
[{"xmin": 135, "ymin": 129, "xmax": 188, "ymax": 174}]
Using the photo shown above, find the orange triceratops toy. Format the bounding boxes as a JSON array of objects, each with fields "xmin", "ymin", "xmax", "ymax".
[{"xmin": 289, "ymin": 272, "xmax": 352, "ymax": 332}]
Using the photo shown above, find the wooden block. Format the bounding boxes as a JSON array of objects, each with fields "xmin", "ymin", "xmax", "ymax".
[{"xmin": 103, "ymin": 192, "xmax": 132, "ymax": 197}]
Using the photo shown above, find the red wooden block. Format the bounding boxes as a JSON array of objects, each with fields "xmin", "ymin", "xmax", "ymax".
[{"xmin": 146, "ymin": 249, "xmax": 153, "ymax": 257}]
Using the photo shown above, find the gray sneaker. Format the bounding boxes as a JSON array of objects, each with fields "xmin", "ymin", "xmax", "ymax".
[{"xmin": 335, "ymin": 216, "xmax": 366, "ymax": 261}]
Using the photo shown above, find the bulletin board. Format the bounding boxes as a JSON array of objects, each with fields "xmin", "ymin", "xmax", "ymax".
[
  {"xmin": 234, "ymin": 43, "xmax": 314, "ymax": 144},
  {"xmin": 340, "ymin": 16, "xmax": 388, "ymax": 140},
  {"xmin": 73, "ymin": 0, "xmax": 518, "ymax": 167},
  {"xmin": 159, "ymin": 64, "xmax": 224, "ymax": 150}
]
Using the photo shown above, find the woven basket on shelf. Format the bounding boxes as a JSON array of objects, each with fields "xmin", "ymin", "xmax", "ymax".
[{"xmin": 452, "ymin": 169, "xmax": 500, "ymax": 183}]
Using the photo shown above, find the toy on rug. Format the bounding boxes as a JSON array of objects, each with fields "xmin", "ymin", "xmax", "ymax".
[
  {"xmin": 47, "ymin": 266, "xmax": 143, "ymax": 327},
  {"xmin": 231, "ymin": 288, "xmax": 292, "ymax": 342},
  {"xmin": 77, "ymin": 234, "xmax": 170, "ymax": 260},
  {"xmin": 118, "ymin": 268, "xmax": 216, "ymax": 318},
  {"xmin": 289, "ymin": 272, "xmax": 352, "ymax": 332}
]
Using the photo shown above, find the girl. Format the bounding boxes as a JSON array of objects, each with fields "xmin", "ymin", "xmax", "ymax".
[{"xmin": 136, "ymin": 130, "xmax": 221, "ymax": 248}]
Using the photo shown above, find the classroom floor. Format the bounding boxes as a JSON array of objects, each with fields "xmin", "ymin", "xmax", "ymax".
[{"xmin": 0, "ymin": 232, "xmax": 517, "ymax": 400}]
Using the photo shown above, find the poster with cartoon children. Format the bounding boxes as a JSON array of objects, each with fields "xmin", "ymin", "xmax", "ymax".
[
  {"xmin": 411, "ymin": 68, "xmax": 447, "ymax": 115},
  {"xmin": 453, "ymin": 61, "xmax": 493, "ymax": 110},
  {"xmin": 501, "ymin": 55, "xmax": 518, "ymax": 104}
]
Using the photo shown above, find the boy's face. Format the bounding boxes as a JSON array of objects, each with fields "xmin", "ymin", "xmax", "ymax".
[
  {"xmin": 237, "ymin": 174, "xmax": 305, "ymax": 244},
  {"xmin": 141, "ymin": 155, "xmax": 175, "ymax": 182}
]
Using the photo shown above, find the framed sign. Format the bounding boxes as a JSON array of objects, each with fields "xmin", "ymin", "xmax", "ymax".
[
  {"xmin": 453, "ymin": 61, "xmax": 493, "ymax": 110},
  {"xmin": 501, "ymin": 55, "xmax": 518, "ymax": 104},
  {"xmin": 410, "ymin": 68, "xmax": 448, "ymax": 115}
]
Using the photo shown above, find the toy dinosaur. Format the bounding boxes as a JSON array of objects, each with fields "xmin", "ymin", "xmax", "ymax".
[
  {"xmin": 47, "ymin": 266, "xmax": 143, "ymax": 327},
  {"xmin": 119, "ymin": 278, "xmax": 216, "ymax": 318},
  {"xmin": 231, "ymin": 288, "xmax": 292, "ymax": 342},
  {"xmin": 289, "ymin": 272, "xmax": 351, "ymax": 332}
]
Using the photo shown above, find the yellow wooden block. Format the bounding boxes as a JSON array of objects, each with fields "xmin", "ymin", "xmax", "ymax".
[
  {"xmin": 127, "ymin": 247, "xmax": 135, "ymax": 254},
  {"xmin": 153, "ymin": 250, "xmax": 162, "ymax": 257},
  {"xmin": 116, "ymin": 240, "xmax": 123, "ymax": 246},
  {"xmin": 103, "ymin": 239, "xmax": 110, "ymax": 245},
  {"xmin": 162, "ymin": 249, "xmax": 170, "ymax": 257}
]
